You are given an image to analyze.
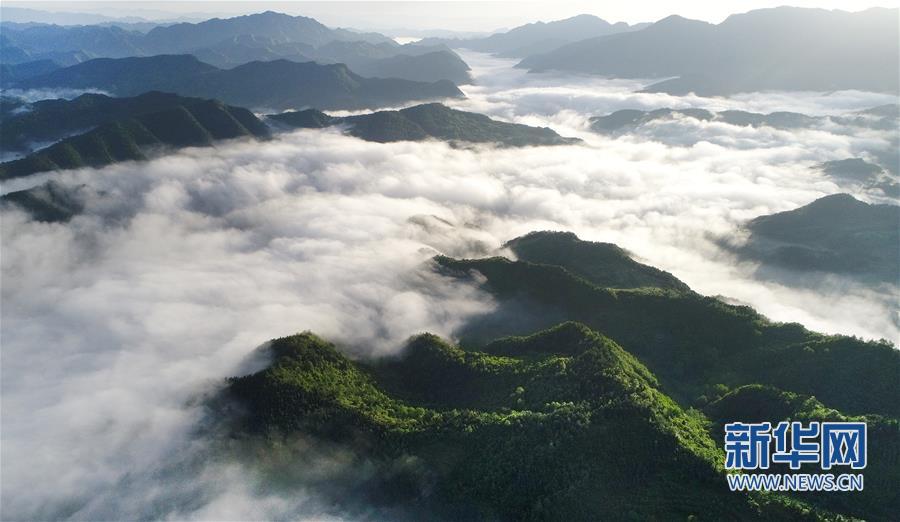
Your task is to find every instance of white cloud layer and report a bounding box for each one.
[1,51,897,520]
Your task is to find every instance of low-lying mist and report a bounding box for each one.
[1,51,897,519]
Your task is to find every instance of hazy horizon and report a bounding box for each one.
[3,0,899,33]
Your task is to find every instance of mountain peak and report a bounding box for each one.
[504,230,690,291]
[650,14,711,30]
[811,192,864,205]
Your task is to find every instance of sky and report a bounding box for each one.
[3,0,899,32]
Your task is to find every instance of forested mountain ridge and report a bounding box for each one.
[221,230,898,520]
[269,103,580,146]
[434,232,899,418]
[1,91,248,154]
[227,325,838,520]
[505,231,690,291]
[0,96,269,179]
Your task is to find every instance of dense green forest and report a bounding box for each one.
[227,231,899,520]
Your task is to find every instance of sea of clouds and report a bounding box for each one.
[1,51,897,520]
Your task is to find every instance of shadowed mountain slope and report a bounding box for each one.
[735,194,899,284]
[0,96,269,179]
[17,55,465,111]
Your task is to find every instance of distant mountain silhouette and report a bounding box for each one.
[333,48,471,84]
[0,30,91,66]
[16,55,465,110]
[589,106,899,190]
[422,14,647,58]
[141,11,392,53]
[0,22,145,61]
[1,11,473,84]
[816,158,898,199]
[736,194,899,284]
[518,7,899,95]
[591,107,828,134]
[269,103,580,146]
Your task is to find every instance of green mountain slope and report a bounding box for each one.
[434,234,899,418]
[269,103,580,146]
[17,55,466,111]
[223,230,898,519]
[704,385,899,521]
[228,325,828,520]
[0,98,269,179]
[505,231,690,291]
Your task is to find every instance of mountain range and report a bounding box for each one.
[518,7,899,95]
[187,37,472,83]
[0,11,390,60]
[590,108,818,134]
[590,104,900,135]
[1,90,247,154]
[0,93,269,179]
[14,55,465,111]
[420,14,648,58]
[590,105,899,198]
[224,230,899,520]
[0,97,577,184]
[0,5,197,30]
[269,103,580,146]
[1,11,472,84]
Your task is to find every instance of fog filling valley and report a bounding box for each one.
[1,51,898,519]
